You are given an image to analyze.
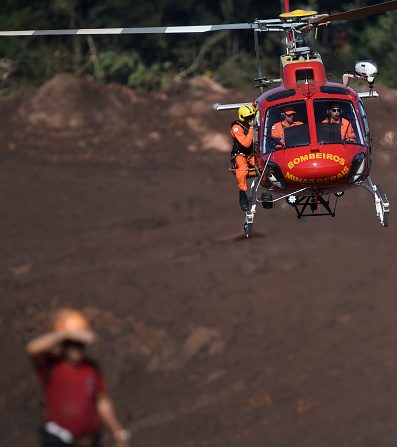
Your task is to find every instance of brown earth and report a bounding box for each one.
[1,74,397,447]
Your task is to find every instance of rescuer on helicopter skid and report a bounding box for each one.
[230,104,256,211]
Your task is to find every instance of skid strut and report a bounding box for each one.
[360,176,390,227]
[288,194,337,219]
[243,204,257,238]
[243,177,259,238]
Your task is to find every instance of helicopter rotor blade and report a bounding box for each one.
[0,23,257,37]
[311,0,397,26]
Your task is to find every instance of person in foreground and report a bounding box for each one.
[26,308,131,447]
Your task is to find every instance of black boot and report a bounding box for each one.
[239,191,250,211]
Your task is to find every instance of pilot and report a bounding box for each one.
[322,103,356,142]
[230,104,256,211]
[271,107,303,147]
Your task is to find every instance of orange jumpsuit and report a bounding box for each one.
[230,121,254,192]
[271,119,304,146]
[322,117,356,141]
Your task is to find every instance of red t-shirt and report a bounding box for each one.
[36,359,106,437]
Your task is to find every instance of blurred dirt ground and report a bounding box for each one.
[0,75,397,447]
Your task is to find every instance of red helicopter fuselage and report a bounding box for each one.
[254,55,370,196]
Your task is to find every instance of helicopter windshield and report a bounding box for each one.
[314,100,364,145]
[263,101,309,153]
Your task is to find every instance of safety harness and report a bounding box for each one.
[230,120,253,158]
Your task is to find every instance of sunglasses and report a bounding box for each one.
[332,108,340,112]
[285,113,296,117]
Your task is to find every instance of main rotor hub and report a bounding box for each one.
[279,9,318,19]
[255,9,326,56]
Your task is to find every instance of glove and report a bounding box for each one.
[114,429,131,447]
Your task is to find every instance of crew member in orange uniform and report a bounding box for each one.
[271,107,303,147]
[322,103,356,142]
[230,104,256,211]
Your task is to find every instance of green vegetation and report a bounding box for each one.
[0,1,396,91]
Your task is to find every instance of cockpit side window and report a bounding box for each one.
[314,99,364,145]
[263,101,309,153]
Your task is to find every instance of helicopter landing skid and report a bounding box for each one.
[288,194,337,219]
[243,204,257,238]
[243,177,259,238]
[360,177,390,227]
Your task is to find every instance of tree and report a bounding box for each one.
[0,1,396,91]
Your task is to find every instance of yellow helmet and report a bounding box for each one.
[52,308,90,332]
[238,104,256,121]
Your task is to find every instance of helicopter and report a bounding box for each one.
[214,2,395,237]
[0,1,395,238]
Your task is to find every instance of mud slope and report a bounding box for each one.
[0,75,397,447]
